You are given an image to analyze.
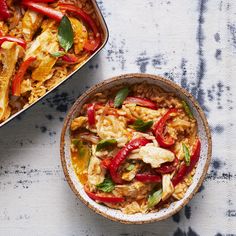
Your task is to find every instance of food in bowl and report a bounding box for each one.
[69,83,201,214]
[0,0,103,123]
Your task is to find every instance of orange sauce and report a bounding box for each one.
[71,145,90,184]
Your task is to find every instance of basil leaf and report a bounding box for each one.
[96,178,115,192]
[50,51,66,57]
[130,119,153,132]
[182,100,194,118]
[183,143,190,166]
[126,164,135,171]
[114,87,129,108]
[58,15,74,52]
[148,189,162,209]
[96,139,117,151]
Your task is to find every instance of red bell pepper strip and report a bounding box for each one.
[12,56,37,96]
[108,99,114,107]
[85,190,124,203]
[109,137,151,184]
[172,139,201,186]
[101,158,112,169]
[155,157,178,175]
[0,0,10,21]
[22,1,64,22]
[61,53,79,64]
[135,173,162,183]
[154,108,178,148]
[87,103,96,126]
[83,37,100,52]
[29,0,56,2]
[0,36,27,49]
[124,96,157,110]
[58,3,101,51]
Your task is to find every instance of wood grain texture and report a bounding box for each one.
[0,0,235,235]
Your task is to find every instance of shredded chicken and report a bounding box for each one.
[114,182,151,200]
[96,114,130,147]
[129,143,175,168]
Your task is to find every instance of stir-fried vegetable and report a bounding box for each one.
[135,173,162,183]
[147,189,162,209]
[182,143,190,166]
[58,3,101,52]
[0,0,10,21]
[85,190,125,203]
[12,56,37,96]
[126,164,135,171]
[124,96,157,109]
[100,158,112,169]
[130,119,153,132]
[96,139,117,151]
[109,137,151,184]
[114,87,129,108]
[58,16,74,52]
[172,139,201,186]
[154,108,178,148]
[155,157,178,174]
[96,178,115,192]
[87,103,96,126]
[182,100,194,118]
[0,36,27,49]
[22,1,64,21]
[29,0,56,2]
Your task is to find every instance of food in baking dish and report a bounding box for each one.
[0,0,102,123]
[70,83,201,214]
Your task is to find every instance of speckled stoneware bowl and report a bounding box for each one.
[60,73,212,224]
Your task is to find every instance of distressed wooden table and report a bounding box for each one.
[0,0,235,235]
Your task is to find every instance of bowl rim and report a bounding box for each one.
[60,73,212,224]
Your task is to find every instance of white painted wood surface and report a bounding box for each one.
[0,0,235,235]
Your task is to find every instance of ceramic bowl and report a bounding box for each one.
[60,73,212,224]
